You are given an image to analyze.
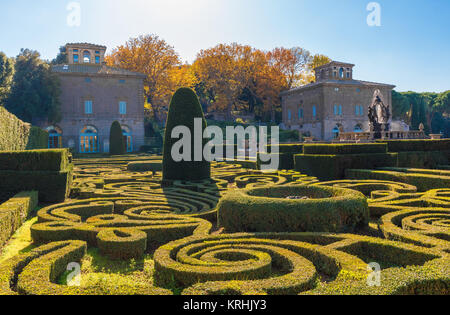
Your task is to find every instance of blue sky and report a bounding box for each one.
[0,0,449,92]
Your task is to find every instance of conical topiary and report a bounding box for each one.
[109,121,125,155]
[163,88,211,181]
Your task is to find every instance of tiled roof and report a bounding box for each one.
[280,79,396,96]
[52,64,146,78]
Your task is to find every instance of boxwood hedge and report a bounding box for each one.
[217,185,369,233]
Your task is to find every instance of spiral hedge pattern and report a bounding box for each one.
[0,155,449,295]
[154,233,449,295]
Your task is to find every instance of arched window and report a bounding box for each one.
[122,125,133,153]
[339,68,344,78]
[354,125,363,133]
[46,126,62,149]
[80,126,98,153]
[83,51,91,63]
[333,125,342,139]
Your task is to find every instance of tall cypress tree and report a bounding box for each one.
[163,88,211,181]
[109,121,125,155]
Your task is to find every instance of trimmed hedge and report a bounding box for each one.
[0,149,72,203]
[0,240,172,295]
[380,207,449,251]
[266,144,304,154]
[97,228,147,260]
[0,170,72,203]
[163,88,211,181]
[258,153,294,170]
[127,161,162,172]
[0,106,48,151]
[313,180,417,196]
[303,143,388,155]
[367,187,449,216]
[32,197,213,251]
[0,191,38,249]
[217,185,369,233]
[346,169,450,192]
[295,153,397,180]
[396,151,449,168]
[0,149,69,171]
[153,233,449,295]
[379,139,450,152]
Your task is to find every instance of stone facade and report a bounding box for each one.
[41,43,146,153]
[281,61,395,141]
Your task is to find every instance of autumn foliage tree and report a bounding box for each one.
[106,34,196,122]
[108,35,332,123]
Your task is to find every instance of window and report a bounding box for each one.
[312,105,317,118]
[355,105,364,116]
[334,105,338,116]
[73,49,78,53]
[84,100,93,114]
[83,51,91,63]
[119,101,127,115]
[346,72,350,79]
[354,125,363,133]
[287,110,292,121]
[356,88,361,93]
[95,51,100,54]
[334,88,339,92]
[73,54,79,63]
[85,78,91,83]
[122,126,133,152]
[95,56,100,64]
[80,126,98,153]
[298,108,304,119]
[339,105,343,116]
[332,125,341,139]
[47,126,62,149]
[119,79,126,84]
[339,68,344,78]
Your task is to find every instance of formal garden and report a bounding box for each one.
[0,88,449,296]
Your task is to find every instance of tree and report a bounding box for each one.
[51,46,68,65]
[307,54,332,82]
[5,49,61,123]
[392,90,411,122]
[0,52,14,105]
[434,90,450,116]
[106,35,192,122]
[163,88,210,181]
[193,43,255,120]
[109,121,125,155]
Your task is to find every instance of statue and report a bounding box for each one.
[368,90,390,139]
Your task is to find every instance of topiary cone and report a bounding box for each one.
[163,88,211,181]
[109,121,125,155]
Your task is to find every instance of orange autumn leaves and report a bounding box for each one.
[106,34,330,121]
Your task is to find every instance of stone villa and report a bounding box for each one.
[280,61,395,141]
[41,43,146,153]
